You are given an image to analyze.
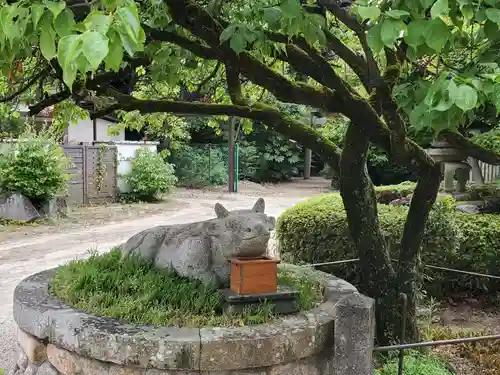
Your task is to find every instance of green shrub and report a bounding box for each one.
[374,181,417,204]
[51,250,323,327]
[467,181,500,200]
[0,127,69,202]
[376,355,452,375]
[126,148,177,201]
[170,144,227,188]
[276,193,500,297]
[471,126,500,155]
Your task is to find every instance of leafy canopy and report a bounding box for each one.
[1,0,500,138]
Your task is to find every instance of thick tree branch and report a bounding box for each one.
[28,90,71,116]
[92,92,342,168]
[143,25,218,59]
[441,130,500,165]
[319,0,380,79]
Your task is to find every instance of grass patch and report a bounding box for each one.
[376,354,453,375]
[51,249,323,327]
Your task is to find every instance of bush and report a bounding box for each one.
[376,355,452,375]
[374,181,417,204]
[276,193,500,297]
[0,127,69,202]
[126,148,177,201]
[170,144,227,188]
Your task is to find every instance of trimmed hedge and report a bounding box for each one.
[277,193,500,297]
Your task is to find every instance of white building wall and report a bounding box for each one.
[66,119,125,143]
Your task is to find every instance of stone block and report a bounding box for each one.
[47,344,110,375]
[220,286,299,315]
[199,315,321,371]
[332,293,375,375]
[38,197,68,218]
[0,193,39,222]
[16,345,28,370]
[37,361,60,375]
[18,329,47,364]
[323,278,357,305]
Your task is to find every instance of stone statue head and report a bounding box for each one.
[214,198,276,231]
[217,212,275,259]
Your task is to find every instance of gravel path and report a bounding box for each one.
[0,178,330,370]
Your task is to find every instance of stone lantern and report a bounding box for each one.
[426,140,471,196]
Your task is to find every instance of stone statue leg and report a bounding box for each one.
[155,237,219,286]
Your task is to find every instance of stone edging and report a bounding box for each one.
[13,265,357,371]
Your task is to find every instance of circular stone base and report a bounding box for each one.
[12,265,372,375]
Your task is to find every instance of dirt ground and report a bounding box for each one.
[430,299,500,375]
[0,177,331,371]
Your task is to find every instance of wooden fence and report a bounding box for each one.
[62,145,117,204]
[478,160,500,183]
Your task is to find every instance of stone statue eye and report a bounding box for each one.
[246,228,252,232]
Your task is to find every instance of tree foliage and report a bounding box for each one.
[2,0,500,345]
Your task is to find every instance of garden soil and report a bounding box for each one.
[0,177,331,370]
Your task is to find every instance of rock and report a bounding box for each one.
[18,328,47,364]
[36,361,60,375]
[119,200,276,286]
[38,197,68,218]
[389,195,412,206]
[0,193,39,222]
[17,346,28,370]
[47,344,110,375]
[456,203,481,214]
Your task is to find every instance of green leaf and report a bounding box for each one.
[357,6,381,21]
[220,25,237,43]
[492,84,500,112]
[57,34,82,87]
[385,10,410,19]
[105,31,124,71]
[81,31,109,71]
[454,85,478,111]
[115,4,140,39]
[54,8,75,37]
[31,4,46,29]
[84,12,112,34]
[44,1,65,19]
[62,62,77,92]
[484,20,499,40]
[39,15,56,60]
[280,0,301,17]
[381,19,404,47]
[405,20,426,47]
[229,31,247,54]
[424,18,450,52]
[117,27,140,56]
[76,54,92,73]
[263,7,281,25]
[420,0,435,8]
[367,23,384,53]
[430,0,449,19]
[486,8,500,23]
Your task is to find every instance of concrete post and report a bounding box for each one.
[304,148,312,179]
[333,293,375,375]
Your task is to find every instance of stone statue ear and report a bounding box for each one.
[215,203,230,218]
[252,198,265,213]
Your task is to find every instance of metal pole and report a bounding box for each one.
[398,293,408,375]
[374,333,500,352]
[303,112,313,180]
[234,143,239,193]
[228,117,235,193]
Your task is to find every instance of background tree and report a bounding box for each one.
[1,0,500,344]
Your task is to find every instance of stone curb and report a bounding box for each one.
[13,265,357,371]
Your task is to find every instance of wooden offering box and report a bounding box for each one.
[230,256,280,295]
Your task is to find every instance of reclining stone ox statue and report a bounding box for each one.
[119,199,275,287]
